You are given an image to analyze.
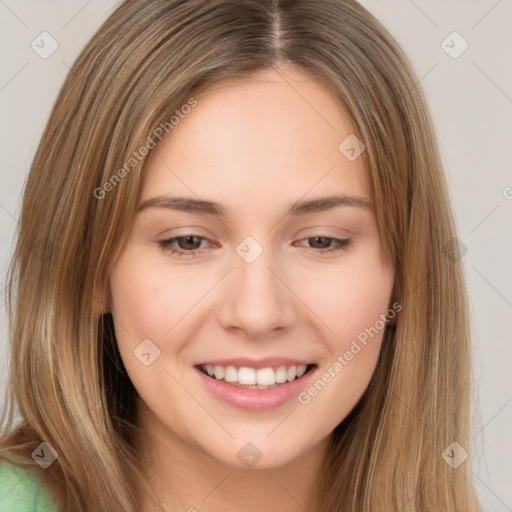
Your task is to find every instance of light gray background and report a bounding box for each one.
[0,1,511,510]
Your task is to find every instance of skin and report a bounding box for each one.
[106,64,394,512]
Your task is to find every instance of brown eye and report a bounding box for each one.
[308,236,332,249]
[295,236,351,254]
[158,234,213,257]
[175,235,203,250]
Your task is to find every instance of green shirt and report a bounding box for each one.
[0,458,59,511]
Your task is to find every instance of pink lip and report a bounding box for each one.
[193,364,318,411]
[194,357,312,369]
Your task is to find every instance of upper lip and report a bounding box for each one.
[194,357,314,369]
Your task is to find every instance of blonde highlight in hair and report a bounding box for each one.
[1,0,482,510]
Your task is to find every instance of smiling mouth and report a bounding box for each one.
[196,363,317,390]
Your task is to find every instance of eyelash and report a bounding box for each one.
[157,234,351,258]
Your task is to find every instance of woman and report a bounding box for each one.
[0,0,483,510]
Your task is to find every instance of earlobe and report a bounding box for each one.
[91,285,109,316]
[91,290,103,316]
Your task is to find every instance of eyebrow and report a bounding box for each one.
[137,194,373,217]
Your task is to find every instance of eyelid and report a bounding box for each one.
[157,233,351,258]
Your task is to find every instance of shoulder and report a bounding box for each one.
[0,457,59,512]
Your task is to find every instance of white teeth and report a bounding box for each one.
[200,363,311,386]
[238,367,256,385]
[275,366,287,383]
[214,365,224,380]
[296,365,307,378]
[286,365,297,381]
[256,367,275,386]
[224,365,238,383]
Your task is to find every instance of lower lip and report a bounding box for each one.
[193,365,318,410]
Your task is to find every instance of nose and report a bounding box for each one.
[217,245,298,339]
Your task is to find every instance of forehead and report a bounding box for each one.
[140,66,368,211]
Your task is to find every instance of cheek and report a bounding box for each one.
[294,250,394,364]
[300,256,393,327]
[294,259,393,423]
[109,248,205,339]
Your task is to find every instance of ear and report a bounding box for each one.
[91,288,103,316]
[91,282,110,316]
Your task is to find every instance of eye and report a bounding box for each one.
[158,234,214,257]
[294,236,351,255]
[158,234,351,258]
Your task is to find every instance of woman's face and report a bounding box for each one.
[108,65,394,469]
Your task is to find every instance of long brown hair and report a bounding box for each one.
[1,0,482,510]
